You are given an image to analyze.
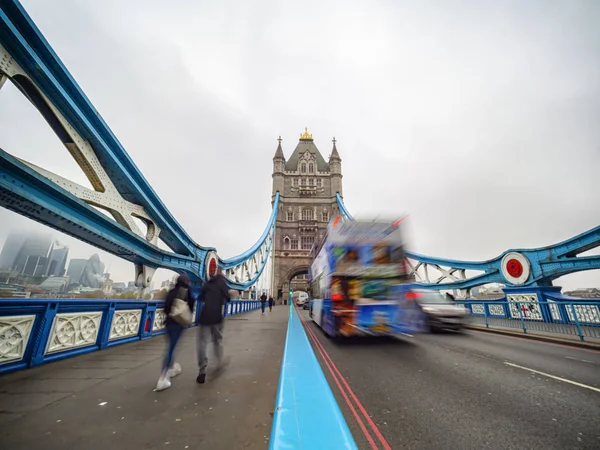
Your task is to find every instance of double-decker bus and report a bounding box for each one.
[308,216,426,338]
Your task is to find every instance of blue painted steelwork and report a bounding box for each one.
[269,305,357,450]
[0,297,261,374]
[457,298,600,342]
[335,195,600,290]
[219,193,279,290]
[0,1,198,256]
[336,193,353,221]
[0,149,204,278]
[0,1,279,290]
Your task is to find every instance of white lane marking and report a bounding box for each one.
[565,356,593,364]
[503,362,600,393]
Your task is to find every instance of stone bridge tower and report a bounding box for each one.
[271,128,343,302]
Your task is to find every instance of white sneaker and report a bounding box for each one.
[156,376,171,391]
[167,362,182,378]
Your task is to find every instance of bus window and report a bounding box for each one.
[371,244,391,264]
[391,246,406,263]
[362,280,391,300]
[347,248,360,262]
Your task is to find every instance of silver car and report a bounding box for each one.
[414,291,469,332]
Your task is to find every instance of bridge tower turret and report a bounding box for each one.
[272,136,285,203]
[329,137,343,198]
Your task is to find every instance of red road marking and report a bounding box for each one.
[468,329,600,355]
[297,308,392,450]
[304,323,379,449]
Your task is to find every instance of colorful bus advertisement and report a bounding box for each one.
[310,218,424,338]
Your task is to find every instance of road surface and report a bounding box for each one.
[299,309,600,450]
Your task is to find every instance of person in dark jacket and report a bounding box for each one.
[196,269,230,383]
[260,292,267,314]
[156,274,195,391]
[268,295,274,312]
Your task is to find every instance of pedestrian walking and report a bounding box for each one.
[156,274,195,391]
[268,295,274,312]
[260,292,267,314]
[196,269,230,384]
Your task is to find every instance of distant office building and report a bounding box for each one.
[45,242,69,277]
[79,254,105,288]
[564,288,600,299]
[13,235,52,275]
[13,234,52,275]
[112,282,126,293]
[127,281,136,290]
[38,276,70,293]
[0,283,30,298]
[66,258,87,285]
[22,255,49,277]
[0,232,27,269]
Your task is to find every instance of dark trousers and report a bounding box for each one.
[163,322,183,371]
[261,302,266,312]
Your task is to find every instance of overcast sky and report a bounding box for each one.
[0,0,599,289]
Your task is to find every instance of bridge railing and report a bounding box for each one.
[457,299,600,342]
[0,298,260,374]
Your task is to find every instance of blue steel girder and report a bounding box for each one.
[220,193,279,291]
[335,196,600,290]
[336,193,353,221]
[0,0,278,291]
[0,0,198,256]
[0,148,205,281]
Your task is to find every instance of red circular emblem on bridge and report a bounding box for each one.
[208,258,218,278]
[506,259,523,278]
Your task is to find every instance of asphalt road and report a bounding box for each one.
[299,309,600,450]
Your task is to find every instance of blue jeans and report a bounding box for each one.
[261,302,266,313]
[163,322,183,372]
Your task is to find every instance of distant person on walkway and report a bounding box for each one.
[156,274,194,391]
[268,295,274,312]
[197,269,230,384]
[260,292,267,314]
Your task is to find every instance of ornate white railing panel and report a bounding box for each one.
[109,309,142,341]
[0,314,36,364]
[153,308,167,331]
[45,311,103,354]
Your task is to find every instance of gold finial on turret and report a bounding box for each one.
[300,127,313,140]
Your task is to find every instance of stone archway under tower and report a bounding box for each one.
[280,265,309,302]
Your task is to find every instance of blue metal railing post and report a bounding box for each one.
[99,302,116,349]
[142,303,156,339]
[29,302,58,367]
[517,302,527,334]
[484,304,490,328]
[569,304,585,342]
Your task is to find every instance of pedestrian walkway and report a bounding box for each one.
[0,306,289,450]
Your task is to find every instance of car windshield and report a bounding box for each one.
[415,292,453,305]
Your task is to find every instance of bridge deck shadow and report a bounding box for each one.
[0,307,288,450]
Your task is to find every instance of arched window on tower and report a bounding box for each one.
[308,163,314,173]
[301,163,306,173]
[317,178,322,187]
[302,208,314,221]
[283,237,290,250]
[286,211,294,221]
[322,211,329,222]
